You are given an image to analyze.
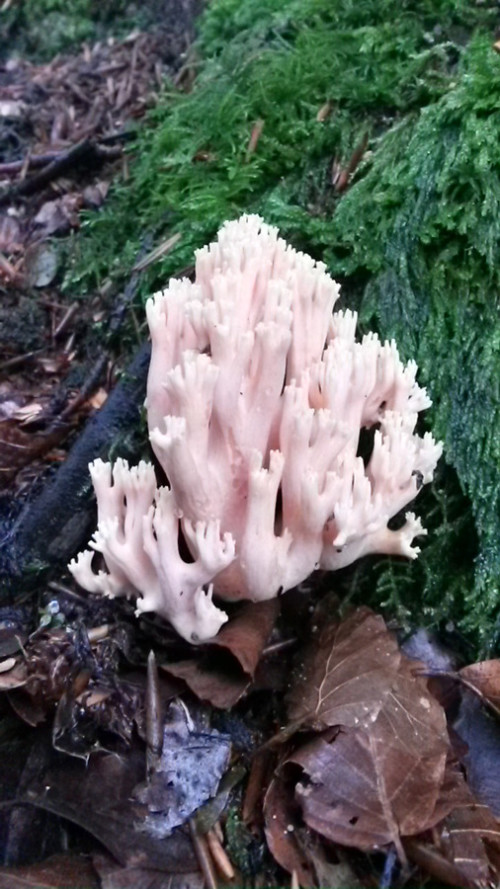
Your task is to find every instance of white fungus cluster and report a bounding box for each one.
[70,216,442,642]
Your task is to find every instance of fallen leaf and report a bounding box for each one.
[454,691,500,817]
[286,607,401,733]
[21,737,197,872]
[295,830,363,889]
[291,655,449,852]
[24,241,59,287]
[460,659,500,712]
[0,660,28,689]
[33,194,82,238]
[134,700,231,836]
[0,214,22,252]
[163,658,249,710]
[0,854,99,889]
[406,760,500,888]
[82,180,110,209]
[211,598,279,675]
[93,853,203,889]
[164,599,279,708]
[264,776,316,889]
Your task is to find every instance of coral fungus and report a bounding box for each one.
[70,215,441,642]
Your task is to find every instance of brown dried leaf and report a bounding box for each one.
[0,660,28,690]
[460,659,500,712]
[295,831,363,889]
[93,853,203,889]
[82,180,110,209]
[164,599,279,708]
[286,628,450,853]
[33,194,82,237]
[0,214,22,252]
[24,241,59,287]
[0,853,99,889]
[163,658,248,710]
[263,776,317,889]
[21,739,197,872]
[211,598,279,675]
[286,607,401,732]
[406,761,500,888]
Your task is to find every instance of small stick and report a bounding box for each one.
[132,232,181,272]
[189,818,218,889]
[0,152,62,177]
[206,828,235,881]
[87,624,109,644]
[0,139,122,207]
[0,131,131,177]
[0,349,42,372]
[56,353,108,422]
[146,650,163,776]
[53,303,79,341]
[242,749,273,825]
[262,637,297,657]
[245,119,264,160]
[332,132,369,193]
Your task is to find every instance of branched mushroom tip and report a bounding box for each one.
[69,214,442,642]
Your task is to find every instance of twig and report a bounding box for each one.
[53,303,79,341]
[332,132,369,193]
[404,838,466,887]
[245,119,264,160]
[0,131,133,177]
[206,828,235,880]
[0,349,43,372]
[0,139,122,206]
[132,232,181,272]
[56,353,108,422]
[189,818,218,889]
[86,624,110,644]
[146,650,163,777]
[47,581,90,603]
[262,637,298,657]
[242,749,273,826]
[0,251,23,284]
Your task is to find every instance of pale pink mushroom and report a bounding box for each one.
[70,215,441,642]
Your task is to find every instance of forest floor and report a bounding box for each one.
[0,1,500,887]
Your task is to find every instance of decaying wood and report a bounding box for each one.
[0,342,151,599]
[0,139,123,207]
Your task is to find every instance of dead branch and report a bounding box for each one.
[0,139,123,207]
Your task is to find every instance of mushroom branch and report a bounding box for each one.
[69,215,442,642]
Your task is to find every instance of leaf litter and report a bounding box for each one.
[3,595,500,886]
[0,7,198,496]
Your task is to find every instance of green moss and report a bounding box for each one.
[69,0,487,296]
[67,0,500,648]
[0,0,134,62]
[326,35,500,642]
